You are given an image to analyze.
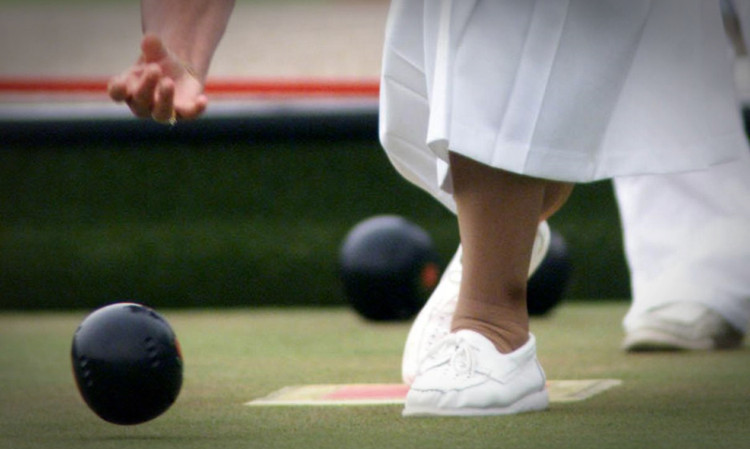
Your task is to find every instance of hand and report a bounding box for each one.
[108,34,208,123]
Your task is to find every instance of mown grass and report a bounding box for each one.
[1,303,748,449]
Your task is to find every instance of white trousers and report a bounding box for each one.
[618,0,750,333]
[380,0,748,214]
[379,0,750,333]
[616,150,750,333]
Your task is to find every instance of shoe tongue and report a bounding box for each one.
[451,330,520,378]
[453,330,496,352]
[453,330,535,357]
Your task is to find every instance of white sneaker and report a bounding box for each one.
[623,302,744,352]
[403,330,549,417]
[401,221,551,385]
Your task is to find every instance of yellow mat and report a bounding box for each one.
[246,379,622,407]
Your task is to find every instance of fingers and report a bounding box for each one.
[108,34,207,124]
[129,64,162,117]
[107,74,128,103]
[151,79,175,123]
[108,62,172,121]
[177,93,208,119]
[108,66,172,121]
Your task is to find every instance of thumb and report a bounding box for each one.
[140,33,171,63]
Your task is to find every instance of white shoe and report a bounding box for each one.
[623,302,744,352]
[403,330,549,417]
[401,221,551,385]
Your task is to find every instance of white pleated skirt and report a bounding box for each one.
[379,0,749,212]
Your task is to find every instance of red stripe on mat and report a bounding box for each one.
[322,384,410,401]
[0,77,380,97]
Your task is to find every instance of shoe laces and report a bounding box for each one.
[423,333,477,378]
[422,258,462,354]
[424,296,457,351]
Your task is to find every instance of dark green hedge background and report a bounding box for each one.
[0,135,629,310]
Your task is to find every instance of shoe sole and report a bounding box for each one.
[623,328,743,352]
[402,389,549,417]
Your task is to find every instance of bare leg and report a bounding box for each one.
[541,181,574,222]
[449,153,573,353]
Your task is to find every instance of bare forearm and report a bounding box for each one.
[141,0,235,81]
